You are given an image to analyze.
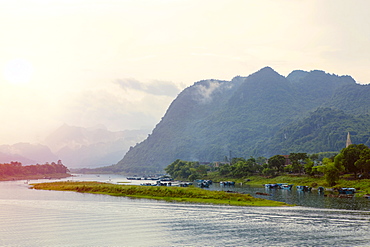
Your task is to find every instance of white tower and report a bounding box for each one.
[346,132,352,148]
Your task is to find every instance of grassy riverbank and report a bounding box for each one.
[31,181,292,207]
[205,174,370,197]
[242,175,326,187]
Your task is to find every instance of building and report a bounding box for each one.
[346,132,352,148]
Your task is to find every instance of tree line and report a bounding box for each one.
[314,144,370,185]
[164,144,370,186]
[0,161,69,178]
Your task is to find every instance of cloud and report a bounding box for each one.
[115,78,181,97]
[194,80,221,103]
[61,80,178,131]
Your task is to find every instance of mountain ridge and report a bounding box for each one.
[110,67,366,174]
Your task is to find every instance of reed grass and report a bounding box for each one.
[31,181,292,207]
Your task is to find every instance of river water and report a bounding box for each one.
[0,174,370,246]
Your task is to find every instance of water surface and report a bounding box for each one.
[0,175,369,246]
[211,183,370,211]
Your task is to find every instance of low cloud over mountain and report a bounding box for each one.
[111,67,370,174]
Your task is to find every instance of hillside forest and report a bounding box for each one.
[112,67,370,174]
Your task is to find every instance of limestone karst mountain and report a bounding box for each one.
[104,67,369,174]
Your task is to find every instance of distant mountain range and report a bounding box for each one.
[44,124,148,168]
[0,124,148,168]
[107,67,370,174]
[0,143,58,165]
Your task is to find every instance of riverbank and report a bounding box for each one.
[235,175,370,197]
[0,173,72,181]
[31,181,292,207]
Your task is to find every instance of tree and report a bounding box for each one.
[262,167,277,177]
[321,158,343,186]
[268,155,285,172]
[164,159,190,180]
[165,160,209,181]
[284,164,293,173]
[355,147,370,178]
[230,161,252,178]
[304,158,315,176]
[218,164,231,176]
[310,153,319,162]
[289,153,308,174]
[336,144,369,178]
[256,156,267,166]
[231,157,246,165]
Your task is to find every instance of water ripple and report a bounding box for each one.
[0,179,369,246]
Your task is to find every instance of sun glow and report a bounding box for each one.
[3,58,34,85]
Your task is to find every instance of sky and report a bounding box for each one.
[1,0,370,145]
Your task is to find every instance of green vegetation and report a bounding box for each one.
[266,108,370,155]
[31,181,291,207]
[312,144,370,185]
[0,161,70,181]
[243,175,370,197]
[165,154,316,182]
[164,159,208,181]
[104,67,370,175]
[242,175,326,187]
[164,143,370,196]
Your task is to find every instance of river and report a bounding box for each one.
[0,174,369,246]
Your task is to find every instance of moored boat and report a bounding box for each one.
[296,185,312,192]
[220,181,235,186]
[280,184,294,190]
[318,186,324,193]
[256,192,272,196]
[195,179,212,188]
[265,184,279,189]
[337,188,356,195]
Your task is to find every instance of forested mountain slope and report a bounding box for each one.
[109,67,368,174]
[262,107,370,155]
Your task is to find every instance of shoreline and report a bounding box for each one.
[31,181,293,207]
[0,173,72,182]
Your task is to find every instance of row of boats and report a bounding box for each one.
[264,183,295,190]
[265,183,325,193]
[195,180,213,188]
[127,177,174,181]
[135,178,359,198]
[140,180,193,187]
[264,183,358,196]
[220,181,235,186]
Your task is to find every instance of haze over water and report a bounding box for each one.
[1,174,370,246]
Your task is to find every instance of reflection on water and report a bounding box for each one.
[0,175,369,246]
[210,183,370,211]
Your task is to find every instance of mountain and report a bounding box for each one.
[263,107,370,155]
[44,124,148,168]
[0,152,35,165]
[325,83,370,115]
[111,67,368,174]
[0,143,58,165]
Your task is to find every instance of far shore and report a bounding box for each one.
[0,173,72,182]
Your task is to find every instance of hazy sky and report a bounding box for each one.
[1,0,370,145]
